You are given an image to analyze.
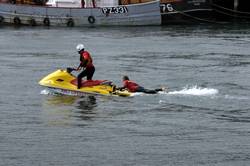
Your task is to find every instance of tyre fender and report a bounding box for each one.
[88,16,95,24]
[13,16,21,25]
[43,17,50,26]
[0,16,4,23]
[67,18,74,27]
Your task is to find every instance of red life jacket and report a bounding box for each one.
[123,80,139,92]
[80,51,94,68]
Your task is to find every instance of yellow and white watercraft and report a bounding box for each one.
[39,69,132,97]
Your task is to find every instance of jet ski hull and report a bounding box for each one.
[39,69,131,97]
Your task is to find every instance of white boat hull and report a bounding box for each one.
[0,1,161,26]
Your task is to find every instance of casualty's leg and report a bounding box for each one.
[137,86,156,94]
[143,89,158,94]
[154,88,164,92]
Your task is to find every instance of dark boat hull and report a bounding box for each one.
[160,0,213,24]
[211,0,250,22]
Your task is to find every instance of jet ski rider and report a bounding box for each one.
[73,43,95,89]
[118,76,164,94]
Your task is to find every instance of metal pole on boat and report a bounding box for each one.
[92,0,96,7]
[234,0,238,11]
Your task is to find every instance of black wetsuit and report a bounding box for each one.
[136,87,162,94]
[77,66,95,88]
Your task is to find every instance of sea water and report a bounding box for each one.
[0,24,250,165]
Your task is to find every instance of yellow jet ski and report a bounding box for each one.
[38,69,131,97]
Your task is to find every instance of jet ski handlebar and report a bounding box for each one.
[66,67,75,73]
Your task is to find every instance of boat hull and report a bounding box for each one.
[211,0,250,22]
[160,0,213,24]
[0,1,161,26]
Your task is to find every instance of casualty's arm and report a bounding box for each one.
[116,87,126,91]
[117,81,127,91]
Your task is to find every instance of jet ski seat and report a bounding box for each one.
[70,79,113,87]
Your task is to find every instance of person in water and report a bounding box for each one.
[73,43,95,89]
[119,75,164,94]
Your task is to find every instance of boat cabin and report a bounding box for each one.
[46,0,119,8]
[46,0,153,8]
[0,0,153,7]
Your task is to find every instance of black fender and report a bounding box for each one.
[13,16,21,25]
[43,17,50,26]
[67,18,74,27]
[0,16,4,23]
[88,16,95,24]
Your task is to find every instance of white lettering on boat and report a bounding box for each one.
[102,6,128,14]
[160,4,174,13]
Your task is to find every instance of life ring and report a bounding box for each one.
[88,16,95,24]
[67,18,74,27]
[0,16,4,23]
[13,16,21,25]
[29,18,36,26]
[43,17,50,26]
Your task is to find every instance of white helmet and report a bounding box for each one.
[76,44,85,52]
